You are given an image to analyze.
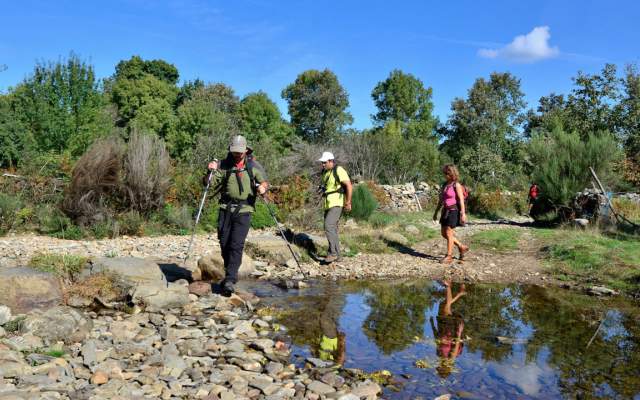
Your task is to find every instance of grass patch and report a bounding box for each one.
[64,273,126,303]
[4,316,26,333]
[28,252,89,279]
[342,234,391,256]
[534,228,640,293]
[471,228,522,252]
[44,349,65,358]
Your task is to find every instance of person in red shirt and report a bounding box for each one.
[528,183,540,215]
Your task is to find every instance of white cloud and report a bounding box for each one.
[479,26,560,63]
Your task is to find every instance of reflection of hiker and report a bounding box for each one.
[433,164,469,264]
[206,135,268,296]
[528,183,539,215]
[430,280,465,378]
[315,283,346,365]
[318,152,353,264]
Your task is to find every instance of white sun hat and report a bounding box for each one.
[317,151,335,162]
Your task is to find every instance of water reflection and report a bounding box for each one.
[254,280,640,399]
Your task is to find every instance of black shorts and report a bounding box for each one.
[440,208,460,228]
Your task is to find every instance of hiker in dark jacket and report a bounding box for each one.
[206,135,268,295]
[433,164,469,264]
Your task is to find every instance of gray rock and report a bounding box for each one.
[265,362,283,376]
[587,286,618,296]
[378,231,409,246]
[574,218,590,228]
[351,380,381,398]
[0,349,29,377]
[245,235,300,266]
[337,394,360,400]
[21,306,92,344]
[198,251,254,282]
[1,333,44,351]
[306,357,332,368]
[307,380,336,395]
[249,375,279,395]
[0,326,5,338]
[89,257,166,285]
[132,282,190,311]
[0,305,11,326]
[404,225,420,235]
[0,267,63,313]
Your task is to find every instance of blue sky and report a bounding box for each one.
[1,0,639,129]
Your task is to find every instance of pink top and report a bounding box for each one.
[443,183,457,208]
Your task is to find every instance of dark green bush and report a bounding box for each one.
[36,205,84,239]
[117,210,144,236]
[162,204,193,234]
[200,205,219,232]
[251,202,277,229]
[350,184,378,221]
[0,193,23,234]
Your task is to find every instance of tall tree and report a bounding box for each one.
[114,56,179,85]
[618,65,640,158]
[371,69,436,139]
[10,54,110,156]
[239,91,293,150]
[0,94,28,168]
[443,72,526,160]
[281,69,352,143]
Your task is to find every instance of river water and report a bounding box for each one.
[243,279,640,399]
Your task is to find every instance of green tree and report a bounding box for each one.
[0,94,29,168]
[528,126,621,206]
[239,91,293,150]
[371,69,436,139]
[618,65,640,159]
[167,84,239,160]
[114,55,179,85]
[443,72,526,161]
[281,69,352,143]
[9,54,110,157]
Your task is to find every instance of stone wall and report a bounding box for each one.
[379,182,439,211]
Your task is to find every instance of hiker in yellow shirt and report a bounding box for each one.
[318,152,352,264]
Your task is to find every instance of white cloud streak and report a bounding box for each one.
[479,26,560,63]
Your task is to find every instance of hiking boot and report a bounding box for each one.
[324,254,337,264]
[221,281,235,297]
[441,255,454,264]
[458,245,470,260]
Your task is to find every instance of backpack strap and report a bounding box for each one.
[219,155,257,206]
[322,166,345,197]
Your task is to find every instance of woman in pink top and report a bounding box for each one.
[433,164,469,264]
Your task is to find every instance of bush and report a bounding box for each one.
[200,204,219,232]
[251,202,277,229]
[122,131,171,213]
[29,252,89,279]
[162,204,193,234]
[274,175,311,212]
[368,212,394,228]
[36,205,84,239]
[350,184,378,221]
[0,193,23,234]
[117,210,144,236]
[91,216,119,239]
[467,186,527,218]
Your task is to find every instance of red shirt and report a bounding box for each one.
[529,185,539,199]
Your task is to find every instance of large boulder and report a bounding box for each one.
[0,349,29,378]
[0,267,63,313]
[88,257,166,286]
[293,232,328,254]
[131,282,190,312]
[245,234,300,266]
[21,306,93,344]
[197,252,255,282]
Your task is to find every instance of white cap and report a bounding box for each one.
[318,151,335,162]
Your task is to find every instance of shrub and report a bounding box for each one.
[467,186,525,218]
[36,205,84,239]
[364,181,390,207]
[274,175,311,212]
[65,272,126,303]
[162,204,193,234]
[350,184,378,221]
[62,136,123,225]
[91,216,119,239]
[368,212,394,228]
[251,202,277,229]
[117,210,144,236]
[613,197,640,223]
[0,193,22,234]
[122,131,171,213]
[29,252,89,279]
[200,204,219,232]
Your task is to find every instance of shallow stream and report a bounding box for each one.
[242,279,640,399]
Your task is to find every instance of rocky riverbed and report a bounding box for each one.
[0,288,381,400]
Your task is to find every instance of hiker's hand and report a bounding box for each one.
[344,201,352,212]
[460,212,467,224]
[433,211,438,221]
[208,160,218,171]
[257,183,267,195]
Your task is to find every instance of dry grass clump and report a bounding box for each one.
[28,252,89,279]
[64,272,127,303]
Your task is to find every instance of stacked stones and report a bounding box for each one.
[380,182,438,212]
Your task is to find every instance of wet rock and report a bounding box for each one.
[434,395,452,400]
[306,357,332,368]
[132,282,190,311]
[0,267,63,313]
[21,306,92,344]
[351,380,381,398]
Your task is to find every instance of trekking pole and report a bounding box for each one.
[260,195,307,279]
[183,162,217,268]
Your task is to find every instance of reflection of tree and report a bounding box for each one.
[453,285,523,362]
[362,282,434,354]
[521,286,640,398]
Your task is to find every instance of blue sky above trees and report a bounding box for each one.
[1,0,639,129]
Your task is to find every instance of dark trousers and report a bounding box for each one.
[217,208,251,285]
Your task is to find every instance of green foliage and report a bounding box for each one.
[117,210,144,236]
[28,252,89,278]
[0,193,23,234]
[36,206,84,239]
[161,204,193,234]
[368,212,394,228]
[114,56,179,84]
[251,202,277,229]
[200,205,219,232]
[371,69,437,139]
[282,69,353,143]
[91,217,118,239]
[3,316,26,333]
[0,94,28,168]
[528,126,621,206]
[239,91,293,149]
[350,184,378,221]
[458,144,519,190]
[471,228,522,252]
[466,186,527,218]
